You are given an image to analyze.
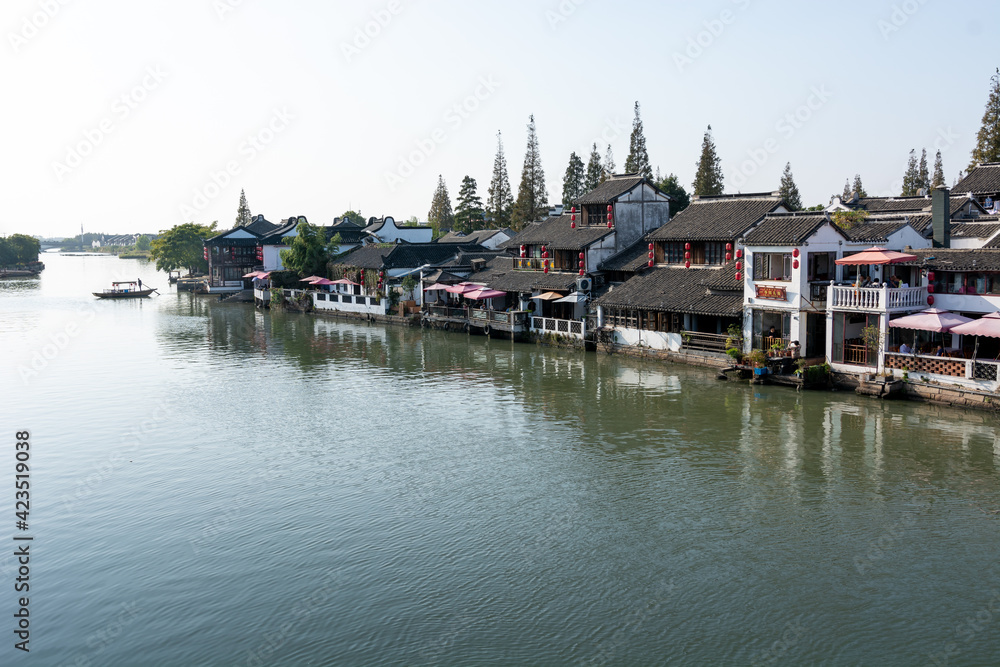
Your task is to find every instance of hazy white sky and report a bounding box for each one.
[1,0,996,238]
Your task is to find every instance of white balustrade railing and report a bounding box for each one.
[530,316,586,339]
[828,285,927,312]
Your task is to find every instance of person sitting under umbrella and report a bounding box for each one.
[899,341,912,354]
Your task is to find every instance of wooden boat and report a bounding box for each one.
[93,281,157,299]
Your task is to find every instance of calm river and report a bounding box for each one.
[3,253,1000,666]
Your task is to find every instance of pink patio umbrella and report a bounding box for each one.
[242,270,264,278]
[310,278,336,286]
[948,311,1000,360]
[445,283,481,294]
[329,278,360,285]
[888,308,973,333]
[299,275,325,283]
[464,288,505,300]
[835,247,919,265]
[423,283,453,291]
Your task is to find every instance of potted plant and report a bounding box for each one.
[748,349,768,374]
[726,347,742,365]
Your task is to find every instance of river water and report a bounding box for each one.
[2,253,1000,665]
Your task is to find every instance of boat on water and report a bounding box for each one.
[93,281,157,299]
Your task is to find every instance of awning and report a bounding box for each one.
[888,308,973,333]
[423,282,453,291]
[947,312,1000,339]
[835,247,918,265]
[554,291,587,304]
[464,288,505,300]
[534,291,564,300]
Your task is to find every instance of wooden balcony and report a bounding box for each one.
[423,305,530,333]
[828,284,927,313]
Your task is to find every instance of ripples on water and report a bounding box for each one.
[4,254,1000,665]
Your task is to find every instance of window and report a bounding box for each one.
[808,252,835,281]
[753,252,792,282]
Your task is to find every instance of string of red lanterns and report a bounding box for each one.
[570,206,576,229]
[607,204,613,229]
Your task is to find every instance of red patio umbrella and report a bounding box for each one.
[835,247,918,265]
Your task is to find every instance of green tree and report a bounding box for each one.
[454,175,485,233]
[428,174,455,231]
[624,101,653,179]
[280,221,329,276]
[486,131,513,227]
[603,145,616,182]
[842,179,852,201]
[235,189,252,227]
[852,174,868,198]
[656,173,690,216]
[562,152,585,208]
[584,142,603,193]
[692,125,724,196]
[932,150,946,188]
[512,114,548,228]
[135,235,151,252]
[918,148,930,193]
[150,222,217,274]
[779,163,803,211]
[340,210,365,226]
[969,67,1000,171]
[901,149,920,196]
[0,234,41,265]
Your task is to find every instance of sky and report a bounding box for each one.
[1,0,996,238]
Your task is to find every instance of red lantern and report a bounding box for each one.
[725,252,732,262]
[579,252,585,260]
[927,271,935,282]
[685,242,691,251]
[648,252,654,260]
[520,245,526,257]
[648,243,654,251]
[685,260,691,269]
[544,264,549,274]
[571,220,576,229]
[580,268,585,276]
[927,294,935,305]
[793,260,799,270]
[736,249,743,259]
[726,242,733,252]
[579,260,584,268]
[648,260,654,268]
[572,206,577,214]
[735,272,742,281]
[927,284,934,293]
[607,204,612,213]
[684,251,691,260]
[735,261,742,271]
[203,247,208,260]
[792,248,800,258]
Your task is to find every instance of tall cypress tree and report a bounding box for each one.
[692,125,724,196]
[918,148,930,193]
[584,142,603,193]
[486,131,513,227]
[901,149,920,196]
[932,150,946,188]
[602,145,616,182]
[235,189,252,227]
[624,101,653,179]
[852,174,868,198]
[562,152,585,208]
[842,179,852,201]
[969,68,1000,172]
[454,175,484,233]
[512,115,548,228]
[778,162,802,211]
[428,175,455,231]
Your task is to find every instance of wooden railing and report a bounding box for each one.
[681,331,729,353]
[514,257,544,271]
[832,343,871,366]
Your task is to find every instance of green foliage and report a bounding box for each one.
[692,125,724,196]
[831,210,869,230]
[150,222,216,274]
[969,67,1000,171]
[726,347,742,363]
[852,174,867,198]
[932,150,946,188]
[917,148,930,193]
[561,152,585,208]
[455,175,485,233]
[280,221,329,277]
[584,142,603,193]
[512,114,548,229]
[805,204,825,211]
[0,234,41,265]
[779,162,803,211]
[747,349,767,367]
[624,101,653,180]
[340,210,365,226]
[428,174,455,231]
[486,131,513,227]
[860,323,883,362]
[135,235,151,252]
[235,189,252,227]
[602,145,615,182]
[657,173,690,216]
[901,149,920,196]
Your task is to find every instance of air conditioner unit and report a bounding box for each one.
[576,276,592,292]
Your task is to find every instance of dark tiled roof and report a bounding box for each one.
[259,223,369,246]
[383,243,485,270]
[465,256,581,292]
[437,229,506,244]
[330,245,394,270]
[204,226,263,245]
[845,219,914,243]
[648,195,783,242]
[422,269,464,284]
[599,238,651,273]
[854,196,930,213]
[594,267,742,316]
[954,163,1000,196]
[574,175,646,205]
[744,212,841,246]
[950,221,1000,239]
[501,215,613,251]
[245,216,279,236]
[894,248,1000,271]
[437,250,504,267]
